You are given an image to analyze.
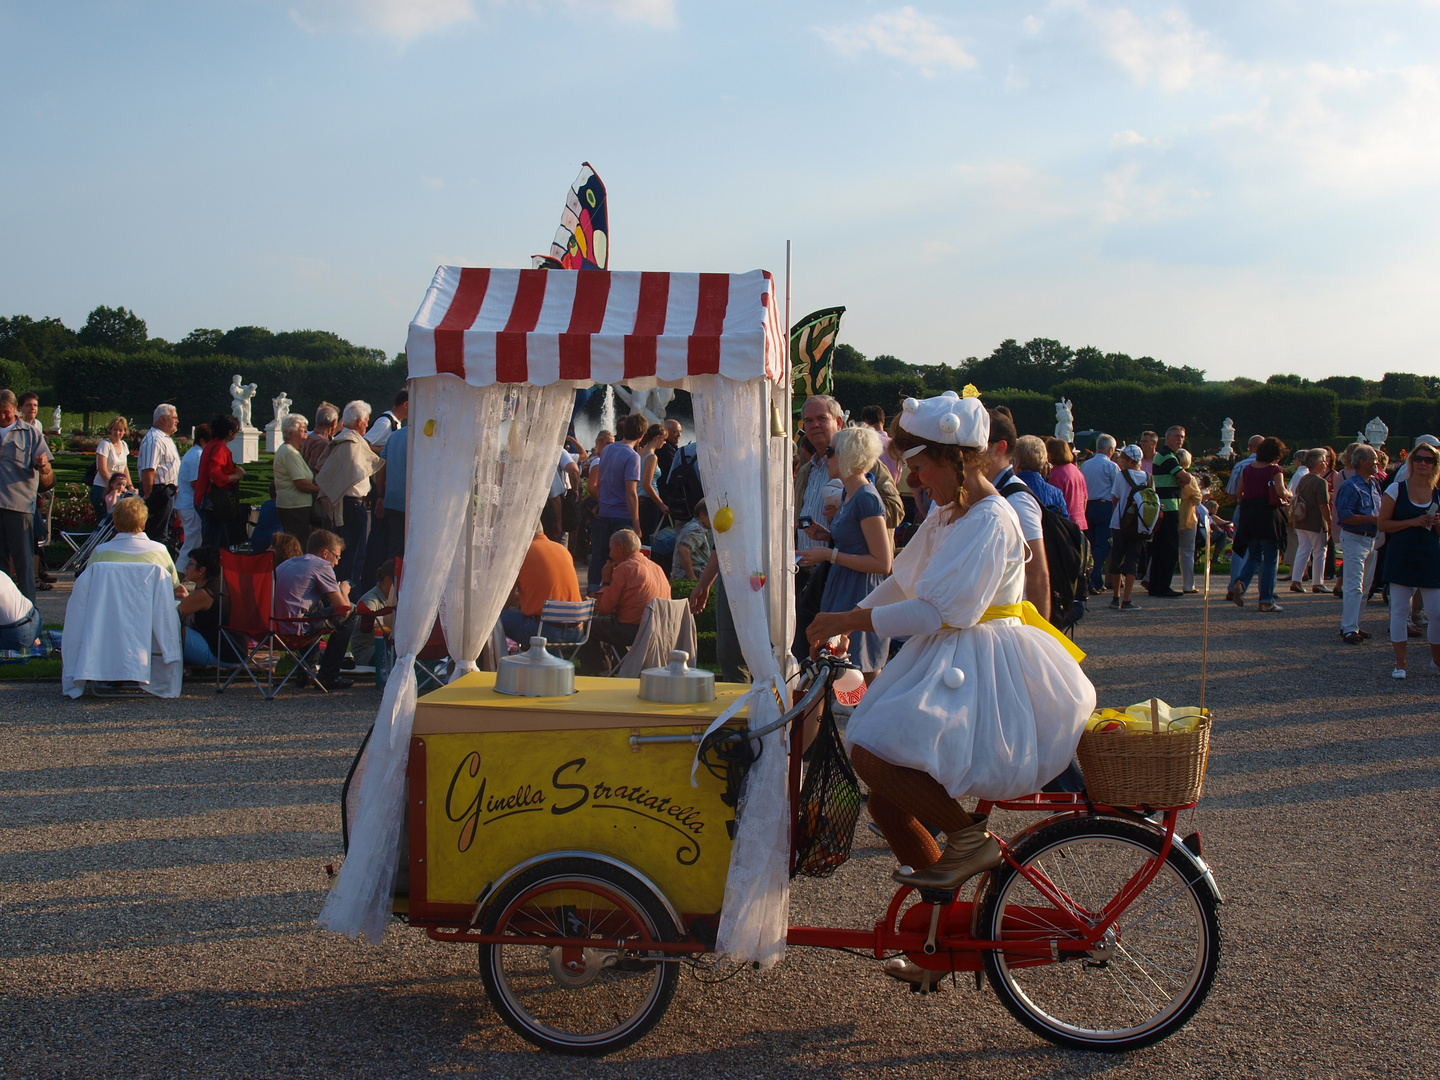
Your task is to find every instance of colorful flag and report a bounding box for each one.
[532,162,609,271]
[790,306,845,408]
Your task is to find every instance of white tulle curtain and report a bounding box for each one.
[319,375,486,943]
[442,384,574,676]
[690,374,795,968]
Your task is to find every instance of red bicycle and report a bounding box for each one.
[407,658,1221,1055]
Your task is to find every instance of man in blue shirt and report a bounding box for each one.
[1334,444,1382,643]
[371,422,408,566]
[588,413,645,595]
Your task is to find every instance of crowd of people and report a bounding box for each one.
[12,374,1440,692]
[7,386,412,690]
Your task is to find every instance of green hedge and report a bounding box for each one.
[831,370,1346,449]
[0,358,31,394]
[54,348,409,430]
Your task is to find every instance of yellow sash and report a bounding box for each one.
[976,601,1086,663]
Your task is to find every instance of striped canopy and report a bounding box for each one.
[406,267,784,387]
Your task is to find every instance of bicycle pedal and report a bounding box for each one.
[917,887,957,905]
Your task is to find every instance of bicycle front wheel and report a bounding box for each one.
[979,817,1220,1052]
[478,857,680,1056]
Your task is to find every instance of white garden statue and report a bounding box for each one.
[51,405,62,433]
[613,385,674,427]
[1363,416,1389,447]
[1219,417,1235,459]
[271,391,292,426]
[1053,398,1074,444]
[230,375,258,430]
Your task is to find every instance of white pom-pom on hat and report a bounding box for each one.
[941,390,960,400]
[943,667,965,689]
[938,412,961,435]
[902,397,919,413]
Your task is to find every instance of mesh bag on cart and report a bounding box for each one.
[792,695,863,878]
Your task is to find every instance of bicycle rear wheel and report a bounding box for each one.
[478,857,680,1056]
[979,816,1219,1052]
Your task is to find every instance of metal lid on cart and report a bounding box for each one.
[638,650,715,704]
[495,637,576,697]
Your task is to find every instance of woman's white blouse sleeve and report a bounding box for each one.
[910,504,1013,628]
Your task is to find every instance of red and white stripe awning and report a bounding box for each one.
[406,267,784,387]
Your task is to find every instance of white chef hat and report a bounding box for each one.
[897,390,989,452]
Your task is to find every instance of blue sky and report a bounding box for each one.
[3,1,1439,380]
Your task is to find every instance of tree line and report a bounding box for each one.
[0,305,401,430]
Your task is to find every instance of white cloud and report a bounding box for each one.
[1110,129,1171,148]
[1022,15,1044,34]
[287,0,674,40]
[576,0,675,26]
[1064,3,1227,92]
[288,0,475,39]
[1220,63,1440,195]
[1097,161,1208,223]
[819,6,976,77]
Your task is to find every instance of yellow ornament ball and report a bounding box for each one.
[714,506,734,533]
[423,418,436,437]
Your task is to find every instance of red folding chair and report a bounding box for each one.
[217,549,337,698]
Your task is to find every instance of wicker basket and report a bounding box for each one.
[1077,710,1212,808]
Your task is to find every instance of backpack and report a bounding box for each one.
[1288,477,1309,525]
[1001,480,1090,632]
[661,443,704,520]
[1119,471,1161,538]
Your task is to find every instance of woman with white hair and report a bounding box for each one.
[797,424,894,678]
[273,412,320,545]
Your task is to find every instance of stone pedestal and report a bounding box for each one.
[229,426,261,464]
[265,421,281,453]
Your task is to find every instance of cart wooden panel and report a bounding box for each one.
[406,671,754,925]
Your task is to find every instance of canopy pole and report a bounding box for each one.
[460,459,476,667]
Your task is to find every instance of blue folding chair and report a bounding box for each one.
[537,599,594,662]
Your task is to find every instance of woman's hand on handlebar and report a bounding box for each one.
[806,608,862,659]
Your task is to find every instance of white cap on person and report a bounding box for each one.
[898,390,990,452]
[1120,444,1143,463]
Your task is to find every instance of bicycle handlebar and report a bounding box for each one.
[707,656,844,743]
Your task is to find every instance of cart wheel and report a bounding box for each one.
[979,816,1220,1052]
[478,857,680,1056]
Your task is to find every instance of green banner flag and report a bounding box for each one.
[790,306,845,409]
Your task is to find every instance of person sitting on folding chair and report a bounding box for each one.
[90,496,183,593]
[272,529,356,690]
[0,568,41,652]
[501,523,581,646]
[577,528,670,676]
[176,544,238,670]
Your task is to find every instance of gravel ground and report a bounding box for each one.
[3,582,1438,1079]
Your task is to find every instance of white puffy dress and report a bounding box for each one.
[845,496,1096,800]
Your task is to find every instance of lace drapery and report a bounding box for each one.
[443,384,575,677]
[690,374,795,968]
[319,375,486,943]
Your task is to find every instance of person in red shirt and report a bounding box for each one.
[578,528,670,675]
[501,526,581,644]
[193,414,245,548]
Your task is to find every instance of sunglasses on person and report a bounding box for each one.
[1412,454,1437,466]
[819,445,836,459]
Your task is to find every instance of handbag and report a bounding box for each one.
[649,515,678,556]
[792,692,863,878]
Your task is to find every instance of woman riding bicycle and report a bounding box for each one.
[806,392,1095,978]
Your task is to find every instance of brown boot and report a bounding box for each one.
[892,815,1002,890]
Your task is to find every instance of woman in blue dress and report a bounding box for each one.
[798,425,893,678]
